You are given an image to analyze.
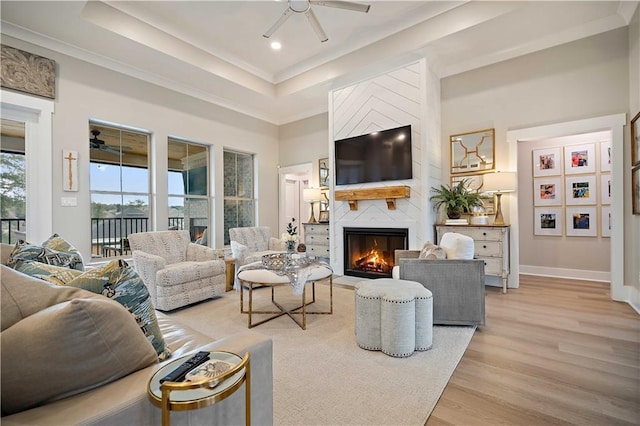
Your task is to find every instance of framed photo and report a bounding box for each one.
[533,177,563,206]
[600,140,611,172]
[601,206,611,238]
[564,143,596,175]
[632,111,640,167]
[451,174,484,192]
[565,175,596,205]
[481,195,495,214]
[600,174,611,205]
[633,166,640,215]
[318,210,330,223]
[565,206,597,237]
[534,207,563,236]
[532,147,561,177]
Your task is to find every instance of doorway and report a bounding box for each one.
[278,163,312,240]
[508,114,626,301]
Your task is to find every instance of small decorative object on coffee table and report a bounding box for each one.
[282,218,298,253]
[147,351,250,426]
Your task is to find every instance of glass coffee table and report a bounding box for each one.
[147,351,250,426]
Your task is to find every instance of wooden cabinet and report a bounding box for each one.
[435,225,510,293]
[303,223,330,260]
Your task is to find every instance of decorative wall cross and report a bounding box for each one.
[63,150,78,191]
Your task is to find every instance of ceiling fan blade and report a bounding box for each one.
[311,0,370,13]
[305,8,328,42]
[103,147,122,156]
[263,7,294,38]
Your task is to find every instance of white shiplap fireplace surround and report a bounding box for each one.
[328,59,442,275]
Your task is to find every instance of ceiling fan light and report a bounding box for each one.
[271,41,282,50]
[290,0,310,13]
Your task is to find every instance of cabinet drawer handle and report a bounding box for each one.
[483,245,487,249]
[483,232,487,236]
[484,261,487,266]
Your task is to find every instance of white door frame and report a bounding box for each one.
[1,90,55,243]
[278,163,312,236]
[507,113,626,301]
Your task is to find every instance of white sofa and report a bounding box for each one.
[0,244,274,425]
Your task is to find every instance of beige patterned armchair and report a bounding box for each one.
[128,230,226,311]
[229,226,286,267]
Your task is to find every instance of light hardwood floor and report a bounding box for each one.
[427,275,640,426]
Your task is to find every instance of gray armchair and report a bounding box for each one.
[394,250,486,326]
[128,230,226,311]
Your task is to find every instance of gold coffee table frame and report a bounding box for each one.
[147,351,250,426]
[238,268,333,330]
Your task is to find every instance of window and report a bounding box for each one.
[223,150,254,244]
[89,123,150,258]
[0,119,26,243]
[168,139,210,244]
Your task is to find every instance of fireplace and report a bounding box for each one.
[343,227,408,279]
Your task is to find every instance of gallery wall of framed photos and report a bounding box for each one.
[532,139,611,238]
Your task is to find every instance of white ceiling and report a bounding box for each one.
[0,1,636,125]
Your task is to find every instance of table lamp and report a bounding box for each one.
[482,171,516,225]
[303,187,323,223]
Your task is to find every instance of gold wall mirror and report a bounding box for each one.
[450,128,495,175]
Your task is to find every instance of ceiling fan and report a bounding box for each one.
[263,0,371,43]
[89,130,130,155]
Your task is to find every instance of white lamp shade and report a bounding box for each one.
[303,187,323,202]
[483,171,517,194]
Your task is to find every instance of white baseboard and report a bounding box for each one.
[519,265,610,283]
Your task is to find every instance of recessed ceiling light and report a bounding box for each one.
[271,41,282,50]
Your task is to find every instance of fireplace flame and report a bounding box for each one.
[352,240,391,274]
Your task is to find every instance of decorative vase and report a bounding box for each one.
[286,240,296,253]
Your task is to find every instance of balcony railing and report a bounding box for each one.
[0,217,189,258]
[91,217,187,258]
[0,218,26,244]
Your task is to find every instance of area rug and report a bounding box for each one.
[168,282,475,426]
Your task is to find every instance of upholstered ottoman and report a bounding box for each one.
[355,278,433,357]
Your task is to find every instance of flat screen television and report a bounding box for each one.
[334,125,412,185]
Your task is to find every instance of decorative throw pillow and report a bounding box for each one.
[1,265,99,331]
[439,232,475,260]
[13,260,83,285]
[66,260,171,360]
[7,234,84,271]
[230,240,248,265]
[1,297,158,415]
[418,241,446,260]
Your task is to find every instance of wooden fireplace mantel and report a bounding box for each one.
[334,185,410,210]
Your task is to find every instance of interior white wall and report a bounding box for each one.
[278,114,329,186]
[441,27,630,292]
[3,35,279,260]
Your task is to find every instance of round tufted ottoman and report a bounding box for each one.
[355,278,433,357]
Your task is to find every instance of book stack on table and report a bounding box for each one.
[444,218,468,225]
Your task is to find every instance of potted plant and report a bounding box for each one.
[429,179,484,219]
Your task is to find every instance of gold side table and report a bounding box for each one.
[147,351,250,426]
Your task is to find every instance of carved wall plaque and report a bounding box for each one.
[1,45,56,99]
